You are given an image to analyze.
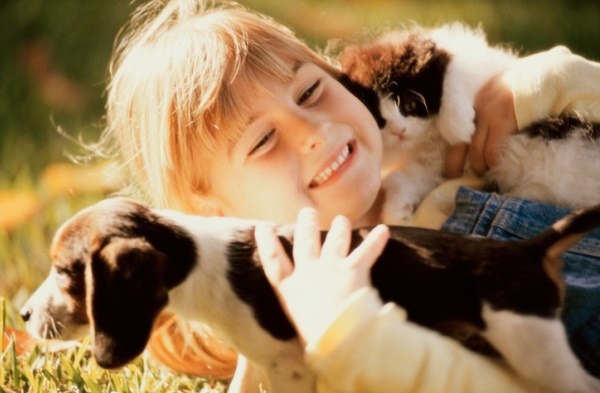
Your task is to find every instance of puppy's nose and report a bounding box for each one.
[20,307,32,322]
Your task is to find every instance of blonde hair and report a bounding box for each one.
[104,0,340,213]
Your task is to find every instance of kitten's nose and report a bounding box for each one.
[20,307,32,322]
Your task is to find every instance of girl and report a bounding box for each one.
[102,0,600,390]
[256,45,600,392]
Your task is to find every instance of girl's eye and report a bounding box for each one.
[297,80,321,105]
[249,130,275,156]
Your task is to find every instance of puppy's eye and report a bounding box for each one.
[55,268,69,285]
[54,264,85,296]
[54,264,84,282]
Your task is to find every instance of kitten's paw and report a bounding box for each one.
[381,199,415,226]
[439,105,476,145]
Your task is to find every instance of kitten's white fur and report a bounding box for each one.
[490,132,600,209]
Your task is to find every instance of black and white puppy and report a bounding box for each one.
[338,24,600,224]
[21,198,600,393]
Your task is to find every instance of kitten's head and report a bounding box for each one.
[339,30,451,150]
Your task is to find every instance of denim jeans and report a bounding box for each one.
[441,186,600,377]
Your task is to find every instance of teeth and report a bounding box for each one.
[310,144,351,188]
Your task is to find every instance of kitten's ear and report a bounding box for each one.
[86,237,168,369]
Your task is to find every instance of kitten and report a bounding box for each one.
[338,23,518,223]
[339,24,600,223]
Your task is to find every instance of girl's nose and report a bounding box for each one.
[292,115,330,154]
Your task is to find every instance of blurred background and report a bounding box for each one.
[1,0,599,314]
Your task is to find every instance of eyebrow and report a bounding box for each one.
[292,60,304,73]
[243,61,305,128]
[228,61,307,157]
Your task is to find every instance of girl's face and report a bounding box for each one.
[208,62,382,228]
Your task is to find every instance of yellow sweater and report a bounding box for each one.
[304,47,600,393]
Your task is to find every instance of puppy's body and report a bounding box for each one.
[22,198,600,392]
[339,24,600,224]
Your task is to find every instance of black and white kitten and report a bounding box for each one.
[338,23,600,224]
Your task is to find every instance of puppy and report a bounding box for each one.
[21,198,600,392]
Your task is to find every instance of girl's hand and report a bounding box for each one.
[470,73,518,174]
[444,73,518,177]
[255,208,390,344]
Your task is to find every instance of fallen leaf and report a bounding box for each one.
[3,328,38,355]
[0,190,41,231]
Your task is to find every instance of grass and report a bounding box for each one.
[1,327,226,393]
[1,0,599,391]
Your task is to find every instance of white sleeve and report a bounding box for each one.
[504,46,600,128]
[305,288,536,393]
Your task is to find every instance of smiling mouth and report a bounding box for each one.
[309,143,354,189]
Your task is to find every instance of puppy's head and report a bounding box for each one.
[21,198,196,368]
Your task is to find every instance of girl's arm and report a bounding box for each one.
[304,288,535,393]
[451,46,600,175]
[507,46,600,128]
[255,209,537,393]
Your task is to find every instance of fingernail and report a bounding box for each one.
[255,223,274,238]
[331,214,350,228]
[298,207,317,220]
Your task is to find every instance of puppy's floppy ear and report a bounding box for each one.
[86,237,168,369]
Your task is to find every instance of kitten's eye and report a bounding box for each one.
[249,130,275,156]
[297,80,321,105]
[402,100,418,115]
[399,93,420,115]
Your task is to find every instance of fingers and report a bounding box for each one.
[255,224,293,286]
[470,116,490,175]
[347,224,390,270]
[257,208,390,291]
[320,215,352,259]
[471,73,518,175]
[293,207,321,263]
[471,76,494,174]
[444,142,469,178]
[483,116,517,169]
